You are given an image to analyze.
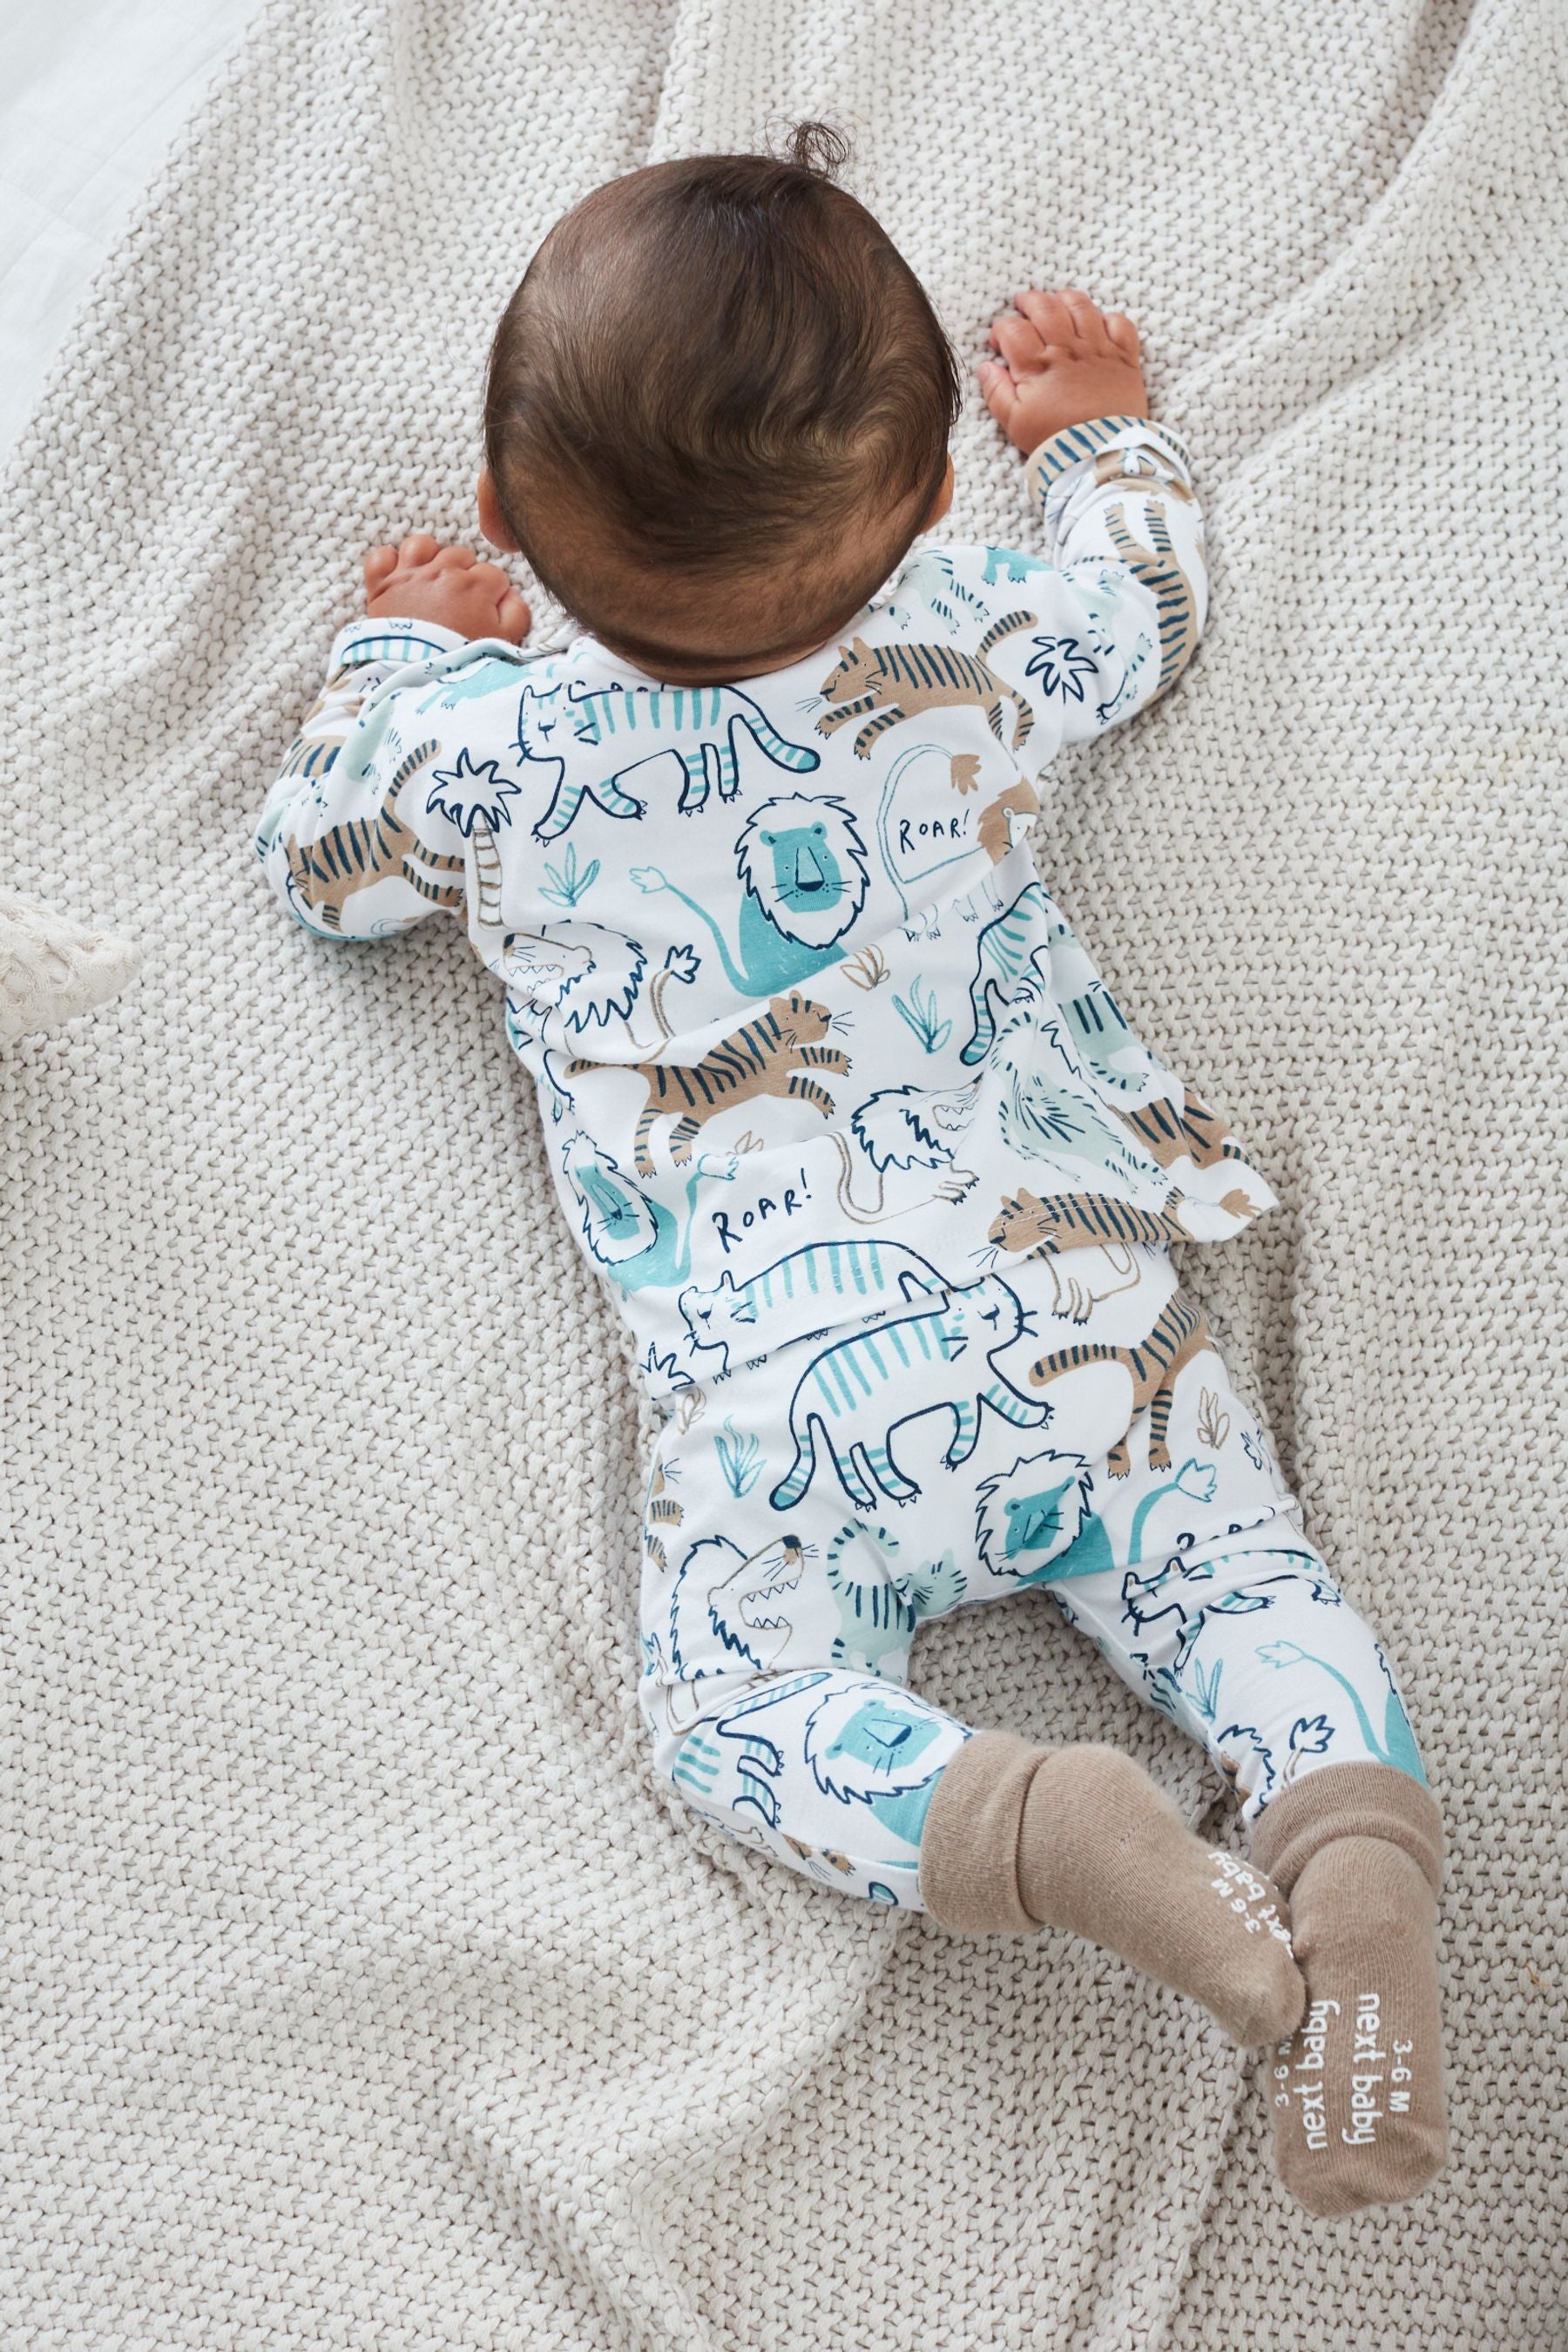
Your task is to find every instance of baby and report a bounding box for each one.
[257,128,1447,2216]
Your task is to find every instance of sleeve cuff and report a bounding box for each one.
[1024,415,1195,510]
[330,617,469,672]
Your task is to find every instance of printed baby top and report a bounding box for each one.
[257,416,1275,1396]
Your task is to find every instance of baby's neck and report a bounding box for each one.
[585,619,843,687]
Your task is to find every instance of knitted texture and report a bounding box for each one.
[0,887,139,1041]
[2,3,1564,2346]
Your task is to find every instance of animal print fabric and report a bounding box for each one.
[12,1,1566,2342]
[255,419,1267,1398]
[639,1258,1424,1906]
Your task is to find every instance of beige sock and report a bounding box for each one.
[920,1733,1305,2045]
[1253,1762,1448,2215]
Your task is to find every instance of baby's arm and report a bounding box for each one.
[975,289,1208,740]
[256,537,530,941]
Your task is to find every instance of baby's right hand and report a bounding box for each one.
[978,290,1149,455]
[362,534,531,642]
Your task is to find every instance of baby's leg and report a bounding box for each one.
[647,1662,970,1908]
[645,1615,1301,2039]
[1044,1357,1447,2213]
[639,1435,967,1909]
[642,1382,1302,2040]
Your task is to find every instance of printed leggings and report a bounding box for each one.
[637,1251,1426,1909]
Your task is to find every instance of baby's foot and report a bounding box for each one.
[363,532,531,644]
[1254,1765,1449,2214]
[922,1735,1306,2046]
[1265,1837,1449,2214]
[978,288,1149,454]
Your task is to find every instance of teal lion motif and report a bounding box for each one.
[633,794,870,997]
[561,1135,736,1293]
[803,1685,952,1850]
[974,1447,1098,1583]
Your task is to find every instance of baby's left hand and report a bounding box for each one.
[362,534,531,642]
[978,290,1149,455]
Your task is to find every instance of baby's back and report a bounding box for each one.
[415,543,1257,1391]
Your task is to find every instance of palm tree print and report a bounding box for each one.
[1024,635,1099,701]
[425,747,523,926]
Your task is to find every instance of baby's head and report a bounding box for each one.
[478,125,958,683]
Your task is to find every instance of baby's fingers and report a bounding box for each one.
[977,356,1018,433]
[399,531,440,566]
[496,590,532,644]
[363,544,399,592]
[990,311,1045,375]
[1013,288,1077,346]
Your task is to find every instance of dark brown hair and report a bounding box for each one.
[483,125,959,659]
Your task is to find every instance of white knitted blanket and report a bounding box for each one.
[3,3,1564,2344]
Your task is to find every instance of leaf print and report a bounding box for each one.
[842,943,890,990]
[891,977,951,1055]
[1023,635,1098,702]
[425,745,521,835]
[1192,1656,1225,1723]
[714,1418,765,1499]
[1196,1387,1232,1450]
[538,841,600,909]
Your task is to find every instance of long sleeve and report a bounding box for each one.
[896,417,1207,779]
[255,617,486,941]
[1020,413,1208,739]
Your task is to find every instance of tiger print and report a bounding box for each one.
[1102,501,1200,698]
[642,1463,685,1574]
[961,879,1048,1067]
[990,1186,1200,1260]
[815,612,1036,760]
[1115,1087,1244,1171]
[977,779,1040,863]
[1091,447,1196,504]
[825,1523,916,1673]
[1030,1291,1213,1476]
[283,741,459,932]
[575,992,850,1178]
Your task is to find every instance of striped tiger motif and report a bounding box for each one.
[825,1522,917,1673]
[1030,1291,1214,1476]
[1103,500,1200,698]
[642,1463,686,1575]
[575,992,849,1178]
[960,878,1051,1066]
[814,612,1036,761]
[283,741,459,932]
[679,1238,947,1373]
[517,679,821,842]
[1117,1088,1244,1171]
[770,1274,1048,1511]
[990,1186,1200,1260]
[960,882,1173,1095]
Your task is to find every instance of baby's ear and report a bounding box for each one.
[477,468,521,553]
[923,454,956,531]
